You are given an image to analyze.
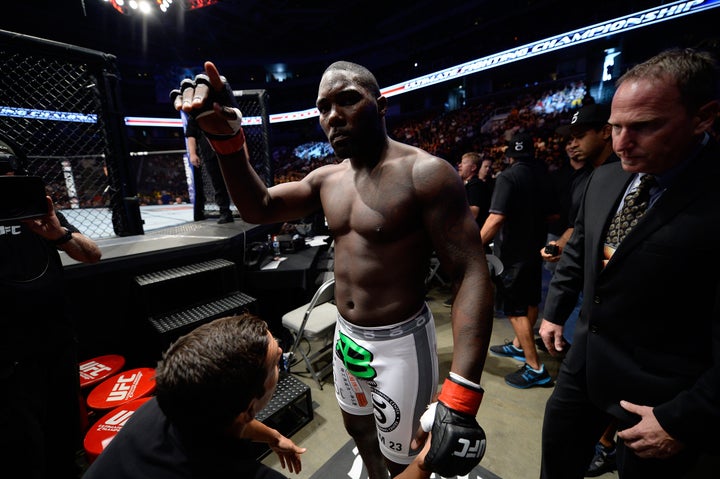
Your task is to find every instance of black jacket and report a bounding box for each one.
[543,138,720,450]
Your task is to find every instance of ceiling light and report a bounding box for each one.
[102,0,218,15]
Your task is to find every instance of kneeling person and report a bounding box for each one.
[83,314,306,479]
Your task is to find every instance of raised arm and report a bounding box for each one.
[172,61,322,224]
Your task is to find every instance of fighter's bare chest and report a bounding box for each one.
[321,176,419,238]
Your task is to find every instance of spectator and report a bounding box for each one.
[476,156,495,238]
[457,152,484,227]
[445,151,491,307]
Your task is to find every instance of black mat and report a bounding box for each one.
[309,440,501,479]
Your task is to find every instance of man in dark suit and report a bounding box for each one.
[539,48,720,478]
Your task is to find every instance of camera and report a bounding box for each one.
[0,176,48,221]
[544,244,560,256]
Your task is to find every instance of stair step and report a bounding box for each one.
[134,258,236,287]
[256,372,312,423]
[253,372,313,460]
[147,291,257,336]
[134,258,240,318]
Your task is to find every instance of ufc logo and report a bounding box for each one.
[104,409,136,427]
[107,372,139,402]
[0,225,21,235]
[452,438,483,458]
[80,361,112,378]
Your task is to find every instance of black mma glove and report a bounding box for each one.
[170,74,245,155]
[421,375,486,477]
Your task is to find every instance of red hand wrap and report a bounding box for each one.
[208,128,245,155]
[437,377,483,416]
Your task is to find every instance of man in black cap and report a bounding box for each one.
[481,132,556,388]
[542,103,621,475]
[546,104,613,258]
[542,104,614,273]
[541,103,617,332]
[556,103,614,167]
[0,136,101,478]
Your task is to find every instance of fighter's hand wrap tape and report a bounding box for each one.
[171,73,244,147]
[207,127,246,156]
[437,376,483,416]
[191,73,240,118]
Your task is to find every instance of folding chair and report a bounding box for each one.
[281,277,337,389]
[426,253,447,288]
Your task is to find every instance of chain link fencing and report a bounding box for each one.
[1,30,143,239]
[187,89,273,217]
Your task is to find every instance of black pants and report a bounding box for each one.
[541,364,706,479]
[0,341,81,479]
[193,155,231,220]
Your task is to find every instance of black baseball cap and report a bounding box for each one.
[506,132,535,159]
[556,103,610,137]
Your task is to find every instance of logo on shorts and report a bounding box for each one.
[335,332,377,380]
[372,389,401,433]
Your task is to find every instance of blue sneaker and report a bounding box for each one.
[585,442,617,477]
[505,363,553,389]
[489,341,525,361]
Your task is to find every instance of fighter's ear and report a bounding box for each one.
[377,95,388,117]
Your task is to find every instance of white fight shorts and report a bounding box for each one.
[333,304,439,464]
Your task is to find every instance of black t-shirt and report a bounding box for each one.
[546,162,575,236]
[184,114,215,161]
[184,114,201,139]
[84,398,287,479]
[0,211,77,358]
[566,164,593,229]
[465,177,493,227]
[566,153,620,229]
[489,160,555,264]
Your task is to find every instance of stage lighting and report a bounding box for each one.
[102,0,219,15]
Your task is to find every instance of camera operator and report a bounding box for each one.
[0,136,101,479]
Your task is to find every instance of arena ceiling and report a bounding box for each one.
[2,0,717,116]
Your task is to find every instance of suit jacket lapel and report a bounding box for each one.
[603,140,718,267]
[593,167,631,272]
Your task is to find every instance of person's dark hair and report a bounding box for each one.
[617,47,720,114]
[0,136,28,175]
[323,61,381,98]
[154,313,271,432]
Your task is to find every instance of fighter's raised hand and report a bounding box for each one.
[170,61,246,155]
